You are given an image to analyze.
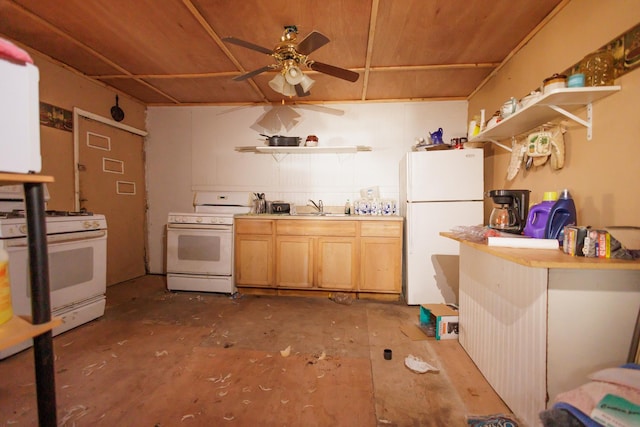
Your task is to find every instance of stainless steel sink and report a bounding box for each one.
[293,212,348,217]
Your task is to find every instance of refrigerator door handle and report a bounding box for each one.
[406,206,413,254]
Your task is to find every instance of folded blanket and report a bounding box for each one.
[540,364,640,426]
[0,37,33,64]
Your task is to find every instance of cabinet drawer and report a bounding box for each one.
[360,221,402,237]
[277,220,357,236]
[235,219,273,235]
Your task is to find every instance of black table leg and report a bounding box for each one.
[24,182,57,427]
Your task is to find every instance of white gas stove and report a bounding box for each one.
[166,191,251,294]
[0,186,108,359]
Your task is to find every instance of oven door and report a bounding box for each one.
[4,229,107,316]
[166,224,233,276]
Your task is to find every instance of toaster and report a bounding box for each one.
[270,202,291,214]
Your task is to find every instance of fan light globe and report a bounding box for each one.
[299,74,315,93]
[285,66,304,85]
[269,72,297,96]
[282,82,296,96]
[268,73,286,94]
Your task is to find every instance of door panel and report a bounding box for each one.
[77,117,146,285]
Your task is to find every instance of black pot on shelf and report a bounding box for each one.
[260,134,301,147]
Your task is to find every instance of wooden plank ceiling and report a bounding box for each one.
[0,0,565,106]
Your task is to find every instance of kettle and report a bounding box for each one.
[429,128,444,144]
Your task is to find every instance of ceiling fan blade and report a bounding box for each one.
[294,84,310,97]
[233,65,274,81]
[308,61,359,82]
[296,31,330,55]
[222,37,273,55]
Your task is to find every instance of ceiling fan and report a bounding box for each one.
[223,26,359,97]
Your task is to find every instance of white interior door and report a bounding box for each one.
[76,113,147,286]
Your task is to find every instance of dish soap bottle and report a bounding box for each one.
[545,189,577,243]
[345,199,352,215]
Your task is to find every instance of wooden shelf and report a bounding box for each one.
[0,316,62,351]
[0,173,54,185]
[470,86,621,150]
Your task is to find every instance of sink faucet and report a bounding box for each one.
[308,199,324,213]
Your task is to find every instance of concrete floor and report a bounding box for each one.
[0,275,511,426]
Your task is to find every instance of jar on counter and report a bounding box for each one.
[580,49,615,87]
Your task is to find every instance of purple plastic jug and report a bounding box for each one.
[524,191,558,238]
[545,189,577,242]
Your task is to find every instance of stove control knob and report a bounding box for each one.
[196,217,203,223]
[84,221,92,229]
[18,224,27,234]
[93,221,100,228]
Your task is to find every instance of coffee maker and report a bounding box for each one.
[487,189,530,234]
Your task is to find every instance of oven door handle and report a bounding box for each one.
[5,230,107,247]
[167,224,231,231]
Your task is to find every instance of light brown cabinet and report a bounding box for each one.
[234,219,273,287]
[235,217,402,296]
[359,221,403,293]
[276,236,314,287]
[276,220,357,290]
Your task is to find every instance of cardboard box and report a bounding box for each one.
[564,225,588,256]
[420,304,459,340]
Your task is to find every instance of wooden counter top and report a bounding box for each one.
[440,231,640,270]
[237,214,403,222]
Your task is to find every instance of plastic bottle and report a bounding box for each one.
[345,199,352,215]
[544,189,577,242]
[0,247,13,325]
[524,191,558,238]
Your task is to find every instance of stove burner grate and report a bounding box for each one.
[0,209,94,219]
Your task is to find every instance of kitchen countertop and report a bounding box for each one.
[236,214,403,221]
[440,231,640,270]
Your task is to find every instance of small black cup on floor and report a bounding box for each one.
[383,349,392,360]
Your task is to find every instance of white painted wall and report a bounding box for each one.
[145,100,468,273]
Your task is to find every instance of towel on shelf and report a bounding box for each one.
[0,37,33,64]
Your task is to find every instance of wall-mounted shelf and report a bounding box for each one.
[236,145,372,161]
[471,86,621,151]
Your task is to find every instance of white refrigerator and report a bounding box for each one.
[399,149,484,305]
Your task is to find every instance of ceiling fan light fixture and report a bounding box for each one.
[282,81,296,97]
[284,65,304,85]
[299,74,315,93]
[269,73,297,96]
[268,73,286,94]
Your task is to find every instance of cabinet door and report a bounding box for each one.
[276,236,314,288]
[359,237,401,292]
[317,237,356,290]
[235,235,273,287]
